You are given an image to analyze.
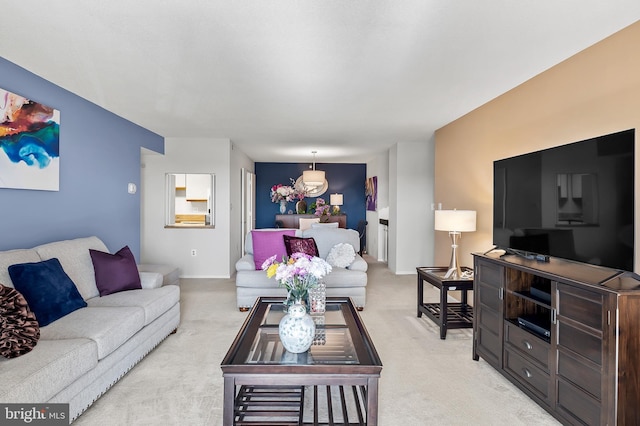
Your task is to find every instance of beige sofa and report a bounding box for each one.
[235,227,368,310]
[0,236,180,423]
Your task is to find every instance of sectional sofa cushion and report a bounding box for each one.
[0,338,97,404]
[89,245,141,296]
[87,285,180,326]
[39,306,144,360]
[251,229,296,269]
[34,236,109,300]
[0,284,40,359]
[302,228,360,260]
[0,249,41,289]
[8,258,87,327]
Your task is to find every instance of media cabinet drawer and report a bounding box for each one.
[557,350,601,400]
[504,321,550,371]
[504,349,551,405]
[556,378,601,426]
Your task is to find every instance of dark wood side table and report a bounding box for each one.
[416,266,474,339]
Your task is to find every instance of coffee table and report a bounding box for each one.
[221,297,383,425]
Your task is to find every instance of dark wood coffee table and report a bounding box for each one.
[221,297,383,425]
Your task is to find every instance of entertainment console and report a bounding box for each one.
[473,252,640,425]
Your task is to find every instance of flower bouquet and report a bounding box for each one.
[262,252,332,311]
[270,184,297,203]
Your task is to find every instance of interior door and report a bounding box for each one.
[241,168,256,254]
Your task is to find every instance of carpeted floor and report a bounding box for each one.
[74,258,560,425]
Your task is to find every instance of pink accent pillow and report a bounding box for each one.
[251,230,296,270]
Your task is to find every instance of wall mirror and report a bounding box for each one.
[556,173,598,226]
[165,173,215,228]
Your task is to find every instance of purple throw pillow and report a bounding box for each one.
[283,236,319,257]
[251,230,296,270]
[89,246,142,296]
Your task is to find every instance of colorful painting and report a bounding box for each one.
[0,88,60,191]
[366,176,377,211]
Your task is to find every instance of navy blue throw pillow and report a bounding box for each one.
[8,258,87,327]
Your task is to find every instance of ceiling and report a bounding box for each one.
[2,2,639,163]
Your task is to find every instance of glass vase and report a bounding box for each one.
[279,200,287,214]
[309,281,326,315]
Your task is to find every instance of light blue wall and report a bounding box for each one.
[0,57,164,258]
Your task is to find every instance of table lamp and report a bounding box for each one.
[330,193,343,214]
[434,209,476,279]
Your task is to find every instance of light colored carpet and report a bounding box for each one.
[74,258,560,425]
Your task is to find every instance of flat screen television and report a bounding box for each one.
[493,129,635,271]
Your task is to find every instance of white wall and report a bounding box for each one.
[229,143,254,274]
[365,151,390,260]
[388,140,435,274]
[141,138,232,278]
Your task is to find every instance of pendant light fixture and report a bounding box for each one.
[302,151,325,187]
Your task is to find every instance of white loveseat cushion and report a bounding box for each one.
[302,228,361,260]
[0,338,97,403]
[87,285,180,325]
[39,306,144,360]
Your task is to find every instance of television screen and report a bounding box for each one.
[493,129,634,271]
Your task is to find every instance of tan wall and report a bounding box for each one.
[434,21,640,271]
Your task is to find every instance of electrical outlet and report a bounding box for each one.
[190,249,197,257]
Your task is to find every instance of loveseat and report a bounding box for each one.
[0,236,180,423]
[235,226,367,310]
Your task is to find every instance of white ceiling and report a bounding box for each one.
[2,2,639,162]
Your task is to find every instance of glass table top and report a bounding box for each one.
[221,297,381,368]
[246,303,358,364]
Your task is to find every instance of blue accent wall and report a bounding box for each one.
[0,57,164,258]
[255,162,366,230]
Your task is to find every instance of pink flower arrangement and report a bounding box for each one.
[314,198,330,217]
[262,252,332,302]
[270,184,297,203]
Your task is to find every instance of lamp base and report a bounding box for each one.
[444,231,463,279]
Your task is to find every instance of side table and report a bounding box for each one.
[416,266,474,339]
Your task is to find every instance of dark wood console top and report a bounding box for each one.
[474,252,640,292]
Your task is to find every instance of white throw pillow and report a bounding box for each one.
[326,243,356,268]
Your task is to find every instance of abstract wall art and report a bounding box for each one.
[0,88,60,191]
[366,176,377,211]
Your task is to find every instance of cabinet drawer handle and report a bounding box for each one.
[523,341,532,350]
[523,368,532,379]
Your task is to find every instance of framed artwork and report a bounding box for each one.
[0,88,60,191]
[366,176,377,211]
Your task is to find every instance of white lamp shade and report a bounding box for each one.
[330,193,343,206]
[434,210,476,232]
[302,170,325,186]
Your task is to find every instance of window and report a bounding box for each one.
[165,173,215,228]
